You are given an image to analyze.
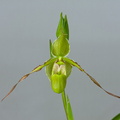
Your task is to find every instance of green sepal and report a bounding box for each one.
[51,34,70,56]
[56,13,69,40]
[52,13,70,57]
[51,74,67,93]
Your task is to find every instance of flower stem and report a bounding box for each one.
[61,91,74,120]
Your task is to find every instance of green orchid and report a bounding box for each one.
[1,13,120,120]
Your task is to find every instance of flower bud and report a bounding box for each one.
[56,13,69,40]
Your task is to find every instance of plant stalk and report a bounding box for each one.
[61,91,74,120]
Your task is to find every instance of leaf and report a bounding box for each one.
[112,113,120,120]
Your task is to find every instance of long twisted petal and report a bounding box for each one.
[63,57,120,98]
[1,58,57,101]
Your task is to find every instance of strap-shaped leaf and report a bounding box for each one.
[63,57,120,98]
[112,113,120,120]
[1,58,57,101]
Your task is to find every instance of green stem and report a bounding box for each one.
[61,91,74,120]
[62,91,68,120]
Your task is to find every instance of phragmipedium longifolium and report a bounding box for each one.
[1,13,120,120]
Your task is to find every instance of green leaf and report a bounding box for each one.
[112,113,120,120]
